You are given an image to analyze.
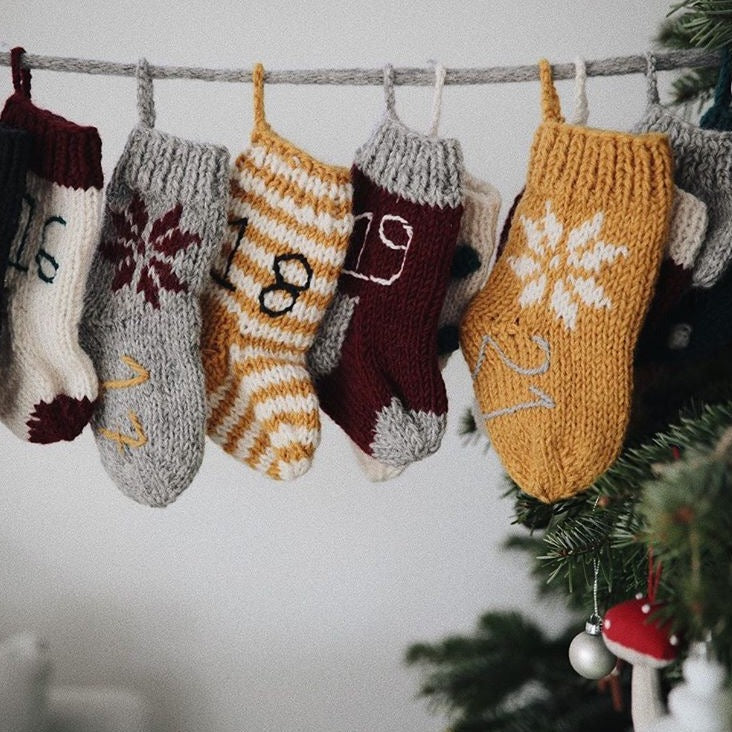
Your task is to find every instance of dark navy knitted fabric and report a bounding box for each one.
[0,123,31,320]
[700,48,732,132]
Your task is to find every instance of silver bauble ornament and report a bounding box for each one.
[569,616,616,680]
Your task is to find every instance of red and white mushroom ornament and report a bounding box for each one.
[602,593,681,732]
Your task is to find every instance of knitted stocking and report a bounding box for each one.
[0,48,103,443]
[308,65,463,468]
[638,186,707,334]
[353,170,500,481]
[629,54,732,440]
[0,123,31,328]
[202,63,353,480]
[461,59,673,502]
[437,173,502,369]
[80,60,229,506]
[634,52,732,288]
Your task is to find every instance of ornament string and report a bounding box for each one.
[0,48,721,86]
[591,557,602,625]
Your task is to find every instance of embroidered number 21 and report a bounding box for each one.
[472,334,555,423]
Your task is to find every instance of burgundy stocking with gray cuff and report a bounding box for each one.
[308,65,463,467]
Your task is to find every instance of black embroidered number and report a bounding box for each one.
[212,217,248,291]
[8,198,64,284]
[259,253,313,317]
[8,194,35,273]
[36,216,65,283]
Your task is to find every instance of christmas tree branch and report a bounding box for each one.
[509,402,732,666]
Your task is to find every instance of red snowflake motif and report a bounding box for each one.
[100,192,201,309]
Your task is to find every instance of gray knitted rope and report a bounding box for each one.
[0,48,722,85]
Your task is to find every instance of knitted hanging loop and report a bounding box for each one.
[252,62,268,130]
[383,63,397,115]
[539,59,565,123]
[382,62,447,135]
[570,56,589,126]
[644,51,661,105]
[10,46,31,98]
[700,48,732,130]
[426,62,447,136]
[135,58,156,129]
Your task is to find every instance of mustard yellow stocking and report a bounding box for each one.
[461,60,673,502]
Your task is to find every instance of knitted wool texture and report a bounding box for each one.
[639,186,707,333]
[202,63,353,481]
[634,53,732,288]
[500,188,707,359]
[0,123,31,324]
[461,59,673,503]
[0,48,103,443]
[308,65,463,468]
[437,173,502,368]
[494,58,589,262]
[80,60,229,506]
[353,171,500,482]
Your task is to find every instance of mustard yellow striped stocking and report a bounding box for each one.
[202,64,353,480]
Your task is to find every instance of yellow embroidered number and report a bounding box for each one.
[98,355,150,452]
[98,411,148,453]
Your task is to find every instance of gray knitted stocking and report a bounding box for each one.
[634,52,732,288]
[80,60,229,506]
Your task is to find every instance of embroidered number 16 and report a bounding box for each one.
[8,194,65,284]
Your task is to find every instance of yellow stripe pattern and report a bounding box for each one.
[202,122,352,480]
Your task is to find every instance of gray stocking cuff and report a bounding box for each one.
[354,113,463,209]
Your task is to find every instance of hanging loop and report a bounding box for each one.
[426,61,446,136]
[252,62,268,130]
[10,46,31,98]
[539,59,564,123]
[136,58,156,129]
[569,56,589,126]
[645,51,660,105]
[383,64,396,114]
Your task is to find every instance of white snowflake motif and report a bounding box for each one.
[507,200,629,330]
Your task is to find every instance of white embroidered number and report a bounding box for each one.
[472,334,555,422]
[343,212,413,286]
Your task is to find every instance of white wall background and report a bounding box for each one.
[1,2,673,730]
